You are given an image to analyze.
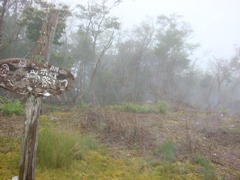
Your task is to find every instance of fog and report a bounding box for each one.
[1,0,240,113]
[60,0,240,66]
[112,0,240,59]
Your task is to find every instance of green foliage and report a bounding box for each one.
[18,7,45,42]
[114,103,154,113]
[194,155,216,180]
[49,51,74,69]
[113,102,169,114]
[78,103,90,110]
[158,100,168,114]
[0,100,24,116]
[37,127,105,169]
[18,2,71,44]
[73,134,106,160]
[154,139,176,162]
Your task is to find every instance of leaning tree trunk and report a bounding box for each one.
[19,96,42,180]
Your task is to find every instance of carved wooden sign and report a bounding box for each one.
[0,58,75,96]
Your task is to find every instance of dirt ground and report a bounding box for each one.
[1,106,240,179]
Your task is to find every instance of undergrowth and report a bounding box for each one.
[154,139,176,162]
[158,100,168,114]
[0,137,20,179]
[0,111,222,180]
[194,155,216,180]
[113,102,169,114]
[113,103,155,113]
[0,99,24,116]
[0,135,204,180]
[37,127,106,169]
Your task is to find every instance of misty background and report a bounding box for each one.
[1,0,240,113]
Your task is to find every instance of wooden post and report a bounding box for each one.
[19,96,42,180]
[19,10,59,180]
[0,9,74,180]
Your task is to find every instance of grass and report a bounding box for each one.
[35,151,205,180]
[113,102,169,114]
[0,126,205,180]
[37,127,105,169]
[0,137,20,179]
[194,155,216,180]
[154,139,176,162]
[113,103,155,113]
[0,134,204,180]
[78,103,90,110]
[158,100,168,114]
[0,109,225,179]
[0,99,24,116]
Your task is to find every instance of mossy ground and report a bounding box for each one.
[1,105,240,179]
[0,137,203,180]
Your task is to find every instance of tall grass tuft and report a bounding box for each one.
[194,155,216,180]
[154,139,176,162]
[158,101,168,114]
[114,103,154,113]
[37,127,105,169]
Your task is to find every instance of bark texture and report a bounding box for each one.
[19,96,42,180]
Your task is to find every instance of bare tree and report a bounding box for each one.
[131,20,154,101]
[0,0,29,55]
[74,0,121,104]
[209,57,230,108]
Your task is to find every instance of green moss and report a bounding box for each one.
[0,137,20,179]
[0,135,205,180]
[152,162,203,179]
[36,152,204,179]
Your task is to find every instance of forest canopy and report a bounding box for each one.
[1,0,240,113]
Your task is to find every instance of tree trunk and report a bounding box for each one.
[18,9,59,180]
[0,0,8,48]
[19,96,42,180]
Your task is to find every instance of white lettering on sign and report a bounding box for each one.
[0,58,75,97]
[59,79,68,90]
[18,60,26,67]
[41,76,52,87]
[49,71,58,79]
[0,64,9,76]
[40,68,48,76]
[8,79,14,86]
[50,65,59,72]
[25,69,40,84]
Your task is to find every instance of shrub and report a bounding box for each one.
[115,103,154,113]
[73,135,106,160]
[79,103,90,110]
[194,155,216,180]
[1,100,24,116]
[37,127,105,169]
[154,139,176,162]
[158,101,168,114]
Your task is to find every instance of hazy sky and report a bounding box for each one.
[57,0,240,66]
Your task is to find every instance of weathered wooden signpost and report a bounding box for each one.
[0,10,74,180]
